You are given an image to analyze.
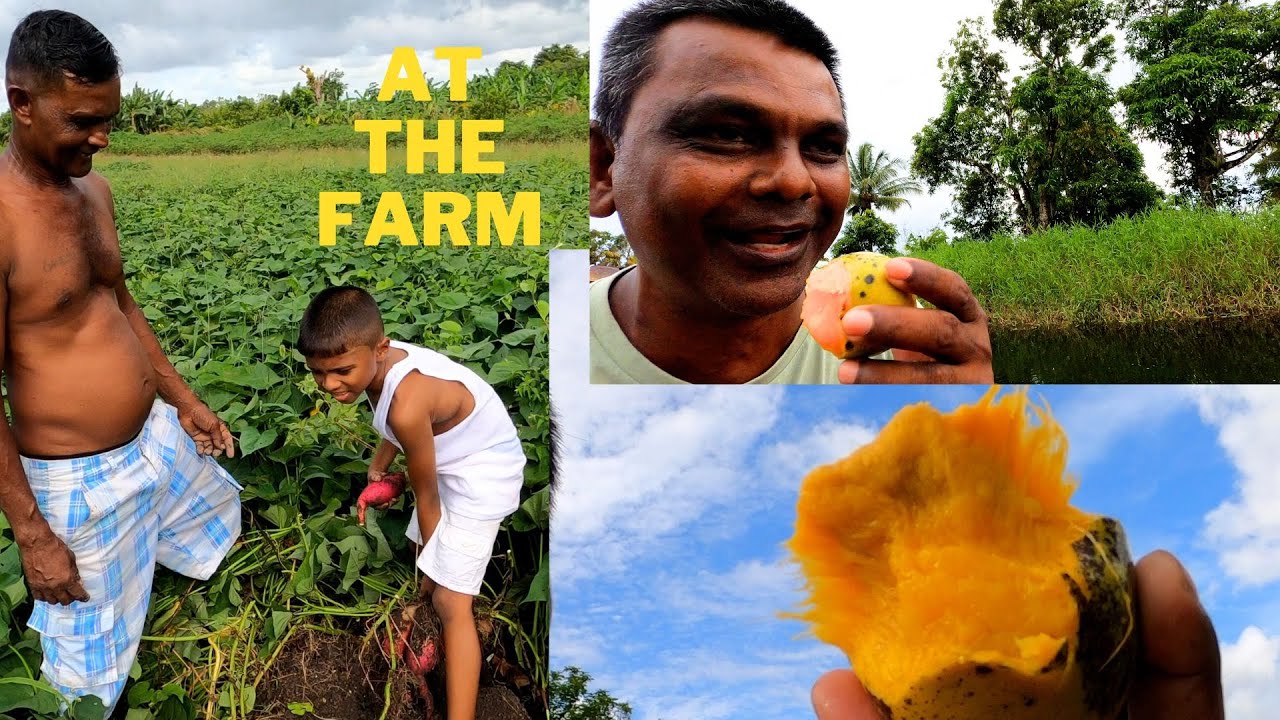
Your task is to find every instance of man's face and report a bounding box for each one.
[306,344,384,404]
[593,18,850,319]
[15,73,120,178]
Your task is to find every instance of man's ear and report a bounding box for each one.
[589,120,618,218]
[375,336,391,359]
[7,83,34,127]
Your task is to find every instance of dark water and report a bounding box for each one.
[991,316,1280,384]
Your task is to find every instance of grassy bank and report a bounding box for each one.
[916,206,1280,329]
[99,111,585,156]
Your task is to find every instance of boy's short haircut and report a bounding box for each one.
[6,9,120,88]
[298,286,385,358]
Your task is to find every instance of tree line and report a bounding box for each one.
[0,44,587,144]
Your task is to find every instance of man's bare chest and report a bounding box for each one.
[7,199,124,321]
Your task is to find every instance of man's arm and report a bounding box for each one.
[0,266,88,605]
[95,177,235,457]
[389,388,442,544]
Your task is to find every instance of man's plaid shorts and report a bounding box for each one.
[20,400,243,714]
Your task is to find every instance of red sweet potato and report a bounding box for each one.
[357,472,407,524]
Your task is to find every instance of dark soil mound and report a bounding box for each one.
[255,600,532,720]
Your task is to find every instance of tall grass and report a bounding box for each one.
[916,206,1280,328]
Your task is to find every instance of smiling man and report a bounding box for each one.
[589,0,994,384]
[0,10,241,713]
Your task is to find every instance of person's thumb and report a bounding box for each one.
[1129,550,1224,720]
[812,669,883,720]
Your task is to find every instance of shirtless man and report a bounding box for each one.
[0,10,242,712]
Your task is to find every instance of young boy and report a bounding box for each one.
[297,286,526,720]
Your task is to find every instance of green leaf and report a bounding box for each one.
[335,536,371,592]
[522,558,549,604]
[0,679,63,714]
[435,291,470,310]
[271,611,292,640]
[237,426,278,457]
[509,487,549,531]
[69,695,106,720]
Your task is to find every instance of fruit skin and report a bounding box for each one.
[801,252,915,359]
[787,389,1139,720]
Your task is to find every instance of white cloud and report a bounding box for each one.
[1053,386,1196,470]
[551,624,608,670]
[759,420,878,491]
[611,644,847,720]
[1222,626,1280,720]
[1193,387,1280,587]
[553,385,784,583]
[665,557,806,625]
[0,1,588,108]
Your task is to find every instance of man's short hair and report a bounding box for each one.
[298,286,386,359]
[594,0,843,143]
[5,10,120,88]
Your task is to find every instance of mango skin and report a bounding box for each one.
[801,252,916,359]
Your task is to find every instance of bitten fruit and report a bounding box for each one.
[801,252,916,359]
[787,388,1138,720]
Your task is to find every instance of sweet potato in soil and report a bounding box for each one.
[255,599,535,720]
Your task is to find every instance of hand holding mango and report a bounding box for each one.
[801,252,995,384]
[791,389,1224,720]
[810,552,1224,720]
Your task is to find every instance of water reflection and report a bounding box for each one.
[991,315,1280,383]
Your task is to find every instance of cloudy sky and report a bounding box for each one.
[587,0,1260,244]
[0,0,588,109]
[550,248,1280,720]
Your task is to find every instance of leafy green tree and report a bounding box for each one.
[1119,0,1280,209]
[832,210,899,256]
[589,229,635,268]
[905,227,950,255]
[1254,141,1280,205]
[914,2,1160,238]
[534,44,589,75]
[550,666,632,720]
[847,142,922,215]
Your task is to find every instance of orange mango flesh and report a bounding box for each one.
[787,388,1134,719]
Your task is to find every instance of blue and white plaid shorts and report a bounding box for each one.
[20,400,243,714]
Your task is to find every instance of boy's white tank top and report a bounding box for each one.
[369,340,525,520]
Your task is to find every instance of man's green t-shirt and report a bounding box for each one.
[589,266,885,385]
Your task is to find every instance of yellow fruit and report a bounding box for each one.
[787,388,1137,720]
[801,252,915,359]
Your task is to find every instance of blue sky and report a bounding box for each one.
[549,249,1280,720]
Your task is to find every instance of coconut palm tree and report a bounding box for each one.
[847,142,923,216]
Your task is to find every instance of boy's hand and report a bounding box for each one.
[357,472,407,525]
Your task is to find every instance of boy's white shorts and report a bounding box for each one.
[406,502,503,596]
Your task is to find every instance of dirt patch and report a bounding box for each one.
[254,600,532,720]
[255,630,387,719]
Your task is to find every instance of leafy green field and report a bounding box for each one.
[101,112,584,156]
[914,206,1280,329]
[0,144,584,719]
